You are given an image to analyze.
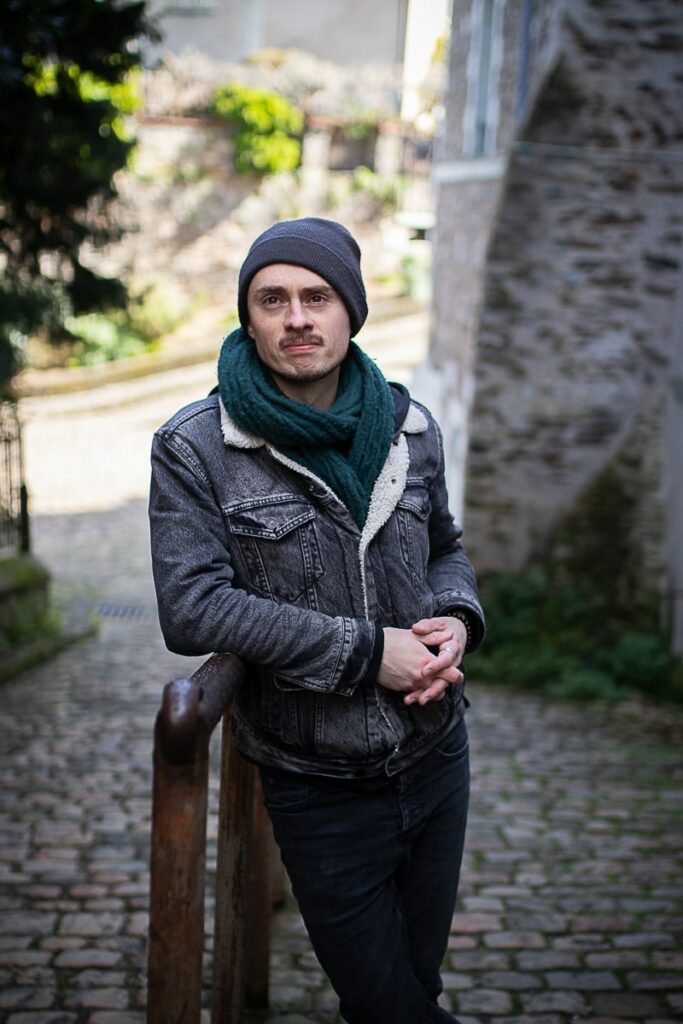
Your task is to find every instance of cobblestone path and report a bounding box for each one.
[1,369,682,1024]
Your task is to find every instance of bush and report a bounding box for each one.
[65,312,149,366]
[127,277,191,341]
[472,459,681,704]
[474,568,680,704]
[210,83,303,175]
[63,276,191,367]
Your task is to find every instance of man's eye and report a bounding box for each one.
[263,295,280,305]
[309,294,326,303]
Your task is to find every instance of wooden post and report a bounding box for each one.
[211,714,255,1023]
[245,774,272,1008]
[147,682,210,1024]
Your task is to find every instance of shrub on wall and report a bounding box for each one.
[210,84,303,175]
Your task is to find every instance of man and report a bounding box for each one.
[149,218,484,1024]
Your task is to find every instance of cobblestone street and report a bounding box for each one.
[1,360,682,1023]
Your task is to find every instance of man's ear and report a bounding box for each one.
[246,323,255,339]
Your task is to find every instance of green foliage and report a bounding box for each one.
[0,554,55,657]
[126,278,191,342]
[0,277,72,385]
[338,101,382,140]
[0,0,155,388]
[65,312,150,366]
[210,83,303,175]
[351,166,402,211]
[64,277,190,366]
[474,463,681,703]
[474,567,679,703]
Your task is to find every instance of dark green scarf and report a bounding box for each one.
[217,327,394,528]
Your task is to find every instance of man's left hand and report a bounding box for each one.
[405,617,468,706]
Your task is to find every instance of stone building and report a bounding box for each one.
[424,0,683,650]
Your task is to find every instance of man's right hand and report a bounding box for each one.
[377,627,464,706]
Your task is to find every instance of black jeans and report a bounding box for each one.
[259,717,469,1024]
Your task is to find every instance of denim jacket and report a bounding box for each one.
[149,388,484,779]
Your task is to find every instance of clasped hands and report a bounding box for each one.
[378,616,467,707]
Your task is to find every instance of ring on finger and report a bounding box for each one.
[443,645,458,661]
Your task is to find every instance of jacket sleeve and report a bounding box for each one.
[148,431,376,695]
[425,420,486,652]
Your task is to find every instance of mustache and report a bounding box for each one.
[279,332,323,349]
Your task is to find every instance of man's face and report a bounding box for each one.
[246,263,351,405]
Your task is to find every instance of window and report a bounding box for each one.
[463,0,505,156]
[163,0,219,14]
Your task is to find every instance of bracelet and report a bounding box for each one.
[445,609,473,653]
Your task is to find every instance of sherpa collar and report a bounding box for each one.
[218,392,428,617]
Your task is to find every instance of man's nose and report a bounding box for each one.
[284,300,312,330]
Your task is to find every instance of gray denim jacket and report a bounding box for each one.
[149,389,484,779]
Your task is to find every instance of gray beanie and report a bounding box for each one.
[237,217,368,336]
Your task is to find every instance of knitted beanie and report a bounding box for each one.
[237,217,368,336]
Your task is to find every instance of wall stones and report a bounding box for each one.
[433,0,683,597]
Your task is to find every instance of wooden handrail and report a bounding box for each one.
[148,652,278,1024]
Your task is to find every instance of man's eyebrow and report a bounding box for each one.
[251,283,336,297]
[251,284,288,297]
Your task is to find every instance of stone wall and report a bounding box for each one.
[430,0,683,609]
[463,0,683,587]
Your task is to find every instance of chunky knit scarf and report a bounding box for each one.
[217,327,394,527]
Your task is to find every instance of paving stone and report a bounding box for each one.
[0,937,32,951]
[488,1018,564,1024]
[626,970,683,991]
[450,950,512,970]
[54,951,122,969]
[269,985,313,1011]
[585,951,649,969]
[545,970,621,991]
[552,934,610,950]
[667,993,683,1013]
[453,911,502,932]
[64,988,129,1010]
[5,1016,77,1024]
[73,970,127,988]
[440,971,474,991]
[58,913,124,937]
[461,895,505,912]
[0,951,53,967]
[446,934,477,950]
[591,992,665,1016]
[516,951,580,970]
[40,939,85,952]
[484,930,546,950]
[652,951,683,969]
[521,991,589,1014]
[86,1015,145,1024]
[456,989,514,1014]
[0,913,57,937]
[614,932,677,949]
[479,970,543,990]
[0,989,55,1009]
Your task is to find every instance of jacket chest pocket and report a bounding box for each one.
[396,485,431,584]
[224,498,324,603]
